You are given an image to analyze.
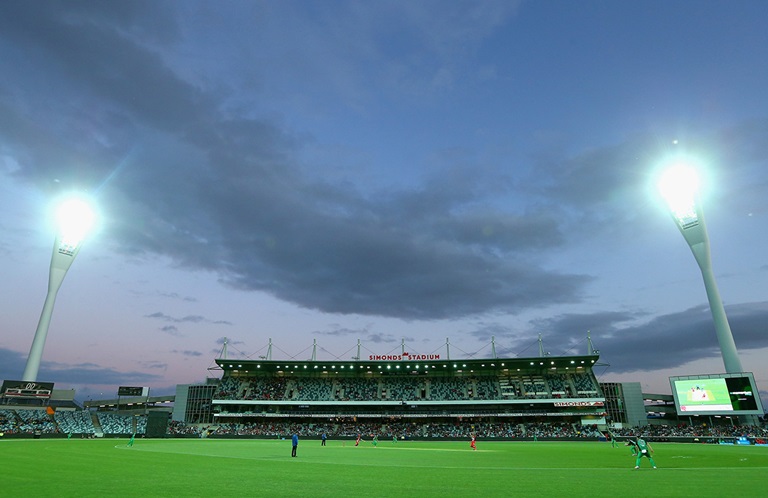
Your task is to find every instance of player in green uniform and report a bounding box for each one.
[625,438,638,456]
[634,437,657,469]
[609,432,619,448]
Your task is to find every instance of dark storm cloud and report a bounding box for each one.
[0,2,591,321]
[531,301,768,374]
[3,4,764,328]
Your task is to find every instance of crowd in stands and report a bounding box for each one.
[0,407,765,441]
[167,420,203,436]
[208,421,620,439]
[212,372,602,402]
[0,409,17,433]
[14,408,57,433]
[54,410,96,434]
[337,378,378,401]
[0,408,150,436]
[97,412,147,435]
[612,423,768,439]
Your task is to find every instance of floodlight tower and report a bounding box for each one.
[22,197,95,382]
[657,163,743,374]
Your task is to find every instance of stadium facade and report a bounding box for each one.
[172,353,607,432]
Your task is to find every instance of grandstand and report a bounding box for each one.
[2,348,765,440]
[179,353,607,436]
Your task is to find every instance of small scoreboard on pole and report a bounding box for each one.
[118,386,149,396]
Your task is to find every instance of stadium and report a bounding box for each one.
[2,336,765,442]
[196,349,605,438]
[3,341,768,497]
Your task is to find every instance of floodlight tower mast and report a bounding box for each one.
[658,164,743,374]
[356,339,361,361]
[23,198,95,382]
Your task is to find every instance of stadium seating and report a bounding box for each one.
[15,408,57,433]
[54,410,96,435]
[210,370,606,403]
[97,413,147,435]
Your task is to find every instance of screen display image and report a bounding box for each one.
[673,378,732,412]
[670,373,764,416]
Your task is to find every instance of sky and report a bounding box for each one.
[1,0,767,408]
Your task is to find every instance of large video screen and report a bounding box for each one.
[669,373,764,416]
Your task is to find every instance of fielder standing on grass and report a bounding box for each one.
[609,432,618,448]
[633,437,657,469]
[291,433,299,458]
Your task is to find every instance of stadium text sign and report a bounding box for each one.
[553,401,604,407]
[368,353,441,361]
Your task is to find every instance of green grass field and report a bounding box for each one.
[2,438,767,497]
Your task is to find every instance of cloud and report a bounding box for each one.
[0,348,27,382]
[314,324,372,337]
[366,333,398,344]
[171,350,203,357]
[215,337,244,346]
[159,292,198,303]
[160,325,182,337]
[137,361,168,371]
[0,348,162,387]
[145,312,232,326]
[0,1,591,322]
[532,301,768,374]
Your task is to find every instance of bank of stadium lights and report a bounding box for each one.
[657,158,744,374]
[22,195,96,382]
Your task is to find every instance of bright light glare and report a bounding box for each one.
[56,197,96,246]
[658,163,700,228]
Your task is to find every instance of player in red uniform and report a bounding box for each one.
[355,433,362,446]
[470,434,477,451]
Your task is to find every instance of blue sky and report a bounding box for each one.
[1,0,767,406]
